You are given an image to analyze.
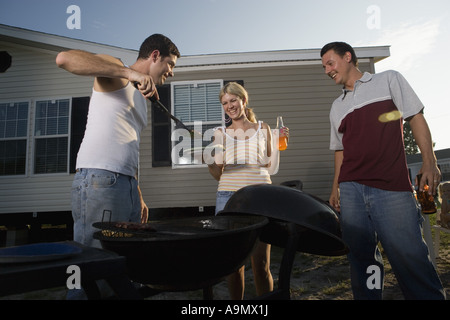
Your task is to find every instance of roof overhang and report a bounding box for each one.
[175,46,390,72]
[1,24,390,72]
[0,24,137,65]
[177,46,389,66]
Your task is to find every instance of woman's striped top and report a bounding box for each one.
[218,121,271,192]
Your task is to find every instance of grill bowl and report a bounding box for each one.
[94,215,268,291]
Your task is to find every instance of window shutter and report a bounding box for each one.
[152,84,172,167]
[70,96,90,173]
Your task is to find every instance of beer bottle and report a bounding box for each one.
[416,174,437,214]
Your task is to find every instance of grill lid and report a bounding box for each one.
[218,184,348,256]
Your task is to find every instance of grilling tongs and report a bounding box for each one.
[133,82,197,136]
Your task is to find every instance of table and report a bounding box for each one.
[0,241,142,299]
[422,213,436,265]
[431,210,450,263]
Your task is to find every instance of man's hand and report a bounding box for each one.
[130,72,159,101]
[140,201,149,223]
[329,187,340,212]
[416,165,441,195]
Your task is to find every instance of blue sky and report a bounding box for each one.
[1,0,449,150]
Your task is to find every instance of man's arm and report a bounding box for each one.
[56,50,157,97]
[56,50,130,79]
[408,113,441,195]
[329,150,343,212]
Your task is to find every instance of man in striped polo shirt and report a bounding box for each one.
[321,42,445,300]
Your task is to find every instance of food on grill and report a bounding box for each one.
[101,229,133,238]
[97,222,157,238]
[114,222,157,231]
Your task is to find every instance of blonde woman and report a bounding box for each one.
[208,82,286,299]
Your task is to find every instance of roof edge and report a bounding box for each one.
[176,46,390,68]
[0,24,138,64]
[1,24,390,68]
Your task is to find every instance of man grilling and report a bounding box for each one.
[56,34,179,251]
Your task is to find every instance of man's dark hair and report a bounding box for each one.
[320,42,358,67]
[138,34,180,60]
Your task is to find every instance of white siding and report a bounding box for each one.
[0,41,92,214]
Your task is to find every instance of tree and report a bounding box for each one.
[404,121,419,155]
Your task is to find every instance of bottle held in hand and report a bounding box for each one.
[276,116,288,151]
[416,174,437,214]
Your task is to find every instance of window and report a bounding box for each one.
[34,99,71,174]
[440,162,450,181]
[0,101,29,176]
[70,97,90,173]
[171,80,224,167]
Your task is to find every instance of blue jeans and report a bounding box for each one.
[215,191,235,215]
[71,168,141,248]
[68,168,141,300]
[339,182,445,299]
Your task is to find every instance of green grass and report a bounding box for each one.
[428,210,450,247]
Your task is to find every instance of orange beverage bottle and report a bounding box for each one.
[277,116,288,151]
[278,136,288,151]
[416,174,437,214]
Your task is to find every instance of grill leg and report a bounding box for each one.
[203,286,214,300]
[259,223,299,300]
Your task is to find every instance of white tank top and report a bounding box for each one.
[76,82,147,177]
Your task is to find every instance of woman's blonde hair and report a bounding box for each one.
[220,82,257,123]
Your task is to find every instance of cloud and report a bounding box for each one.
[369,19,441,73]
[92,20,107,29]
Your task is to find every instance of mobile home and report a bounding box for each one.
[0,24,389,243]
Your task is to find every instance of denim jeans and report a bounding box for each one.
[68,168,141,300]
[215,191,235,215]
[71,168,141,248]
[339,182,445,299]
